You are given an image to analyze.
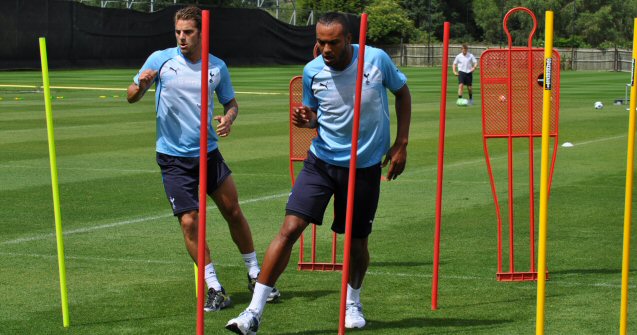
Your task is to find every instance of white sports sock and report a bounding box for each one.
[242,251,260,278]
[346,284,361,305]
[247,282,273,316]
[204,263,222,291]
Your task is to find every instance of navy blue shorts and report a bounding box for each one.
[458,71,473,86]
[286,151,381,238]
[156,149,231,216]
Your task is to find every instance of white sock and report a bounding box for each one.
[346,284,361,305]
[247,282,273,316]
[204,263,222,291]
[242,251,261,278]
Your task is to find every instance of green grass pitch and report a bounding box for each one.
[1,66,636,334]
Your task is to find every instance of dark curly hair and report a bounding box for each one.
[317,12,350,36]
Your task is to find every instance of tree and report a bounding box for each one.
[401,0,444,43]
[573,1,637,49]
[297,0,368,13]
[472,0,502,44]
[366,0,417,44]
[294,0,637,48]
[401,0,444,30]
[438,0,481,42]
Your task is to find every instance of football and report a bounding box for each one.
[594,101,604,109]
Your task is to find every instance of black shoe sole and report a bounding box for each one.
[266,291,280,302]
[225,324,243,334]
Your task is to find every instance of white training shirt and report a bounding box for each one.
[453,52,477,73]
[134,47,235,157]
[302,44,407,168]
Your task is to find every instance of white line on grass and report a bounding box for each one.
[0,164,288,193]
[0,84,43,89]
[0,84,285,95]
[364,270,636,289]
[399,134,632,183]
[457,133,627,167]
[2,251,633,289]
[0,251,182,265]
[403,133,629,177]
[0,164,157,174]
[0,192,289,246]
[568,134,627,146]
[234,91,285,95]
[368,269,481,280]
[0,164,289,178]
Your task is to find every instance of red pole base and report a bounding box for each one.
[496,271,549,282]
[297,262,343,271]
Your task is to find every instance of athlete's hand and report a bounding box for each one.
[214,115,232,137]
[382,142,407,181]
[138,70,157,91]
[292,106,317,129]
[127,70,157,103]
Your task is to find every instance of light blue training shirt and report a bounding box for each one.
[134,47,235,157]
[302,44,407,168]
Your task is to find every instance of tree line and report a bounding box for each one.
[299,0,637,49]
[77,0,637,49]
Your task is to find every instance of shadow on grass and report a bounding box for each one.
[43,279,197,329]
[367,317,511,331]
[370,261,432,267]
[228,288,338,305]
[276,317,511,335]
[549,268,622,275]
[69,312,193,327]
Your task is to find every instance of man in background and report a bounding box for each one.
[453,44,478,106]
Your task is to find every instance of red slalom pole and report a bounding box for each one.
[431,21,450,311]
[338,13,367,335]
[196,9,210,335]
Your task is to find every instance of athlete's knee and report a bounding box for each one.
[277,216,308,246]
[214,181,244,221]
[221,201,245,225]
[179,211,198,237]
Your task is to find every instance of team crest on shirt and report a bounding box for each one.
[362,69,382,87]
[207,68,220,87]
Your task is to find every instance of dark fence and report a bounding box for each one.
[383,43,633,71]
[0,1,359,69]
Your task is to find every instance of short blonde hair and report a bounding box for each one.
[175,6,201,31]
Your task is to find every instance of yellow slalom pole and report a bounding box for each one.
[39,37,70,328]
[535,11,554,335]
[619,17,637,335]
[194,263,198,298]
